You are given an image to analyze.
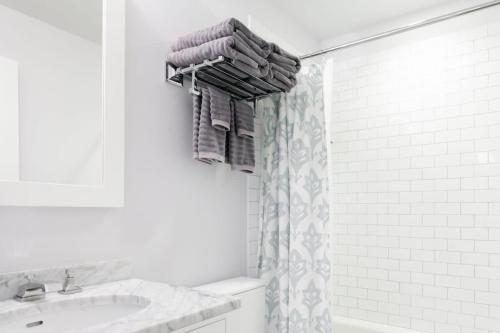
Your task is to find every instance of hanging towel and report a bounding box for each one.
[233,100,255,138]
[209,87,231,131]
[226,102,255,173]
[196,87,226,163]
[192,94,205,162]
[171,18,271,58]
[167,36,269,78]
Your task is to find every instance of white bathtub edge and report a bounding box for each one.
[333,316,424,333]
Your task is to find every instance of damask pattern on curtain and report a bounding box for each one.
[258,62,332,333]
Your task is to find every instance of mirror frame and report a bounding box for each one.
[0,0,125,207]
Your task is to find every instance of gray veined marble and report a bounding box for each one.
[0,259,132,301]
[0,279,241,332]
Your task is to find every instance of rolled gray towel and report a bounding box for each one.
[234,30,269,59]
[273,71,296,88]
[266,63,296,81]
[269,55,300,73]
[264,63,297,91]
[172,18,271,57]
[265,77,293,92]
[167,36,270,78]
[268,42,301,73]
[271,63,297,79]
[262,44,300,91]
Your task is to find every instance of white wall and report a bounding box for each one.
[320,0,494,49]
[0,56,19,182]
[327,6,500,333]
[246,111,262,278]
[0,0,315,287]
[0,4,102,185]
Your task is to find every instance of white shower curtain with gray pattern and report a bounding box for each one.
[258,62,332,333]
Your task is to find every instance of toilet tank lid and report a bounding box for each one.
[195,277,265,296]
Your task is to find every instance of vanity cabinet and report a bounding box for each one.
[175,310,239,333]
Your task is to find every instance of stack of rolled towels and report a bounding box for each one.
[167,18,301,173]
[265,43,301,92]
[167,17,301,91]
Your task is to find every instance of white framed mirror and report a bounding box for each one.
[0,0,124,207]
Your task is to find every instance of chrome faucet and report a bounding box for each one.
[58,269,82,295]
[15,275,46,302]
[15,269,83,302]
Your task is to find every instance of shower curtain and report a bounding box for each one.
[258,61,332,333]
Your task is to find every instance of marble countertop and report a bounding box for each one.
[0,279,241,332]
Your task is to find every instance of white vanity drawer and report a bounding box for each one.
[187,319,226,333]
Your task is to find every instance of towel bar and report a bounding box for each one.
[166,56,285,101]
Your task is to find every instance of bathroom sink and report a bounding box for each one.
[0,279,239,333]
[0,295,150,332]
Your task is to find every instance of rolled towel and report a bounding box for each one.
[271,62,298,80]
[269,59,299,74]
[167,36,270,78]
[268,42,301,73]
[226,102,255,173]
[209,87,231,131]
[267,63,296,83]
[273,70,296,88]
[265,77,293,92]
[233,100,254,138]
[264,63,297,92]
[196,87,227,163]
[172,18,271,58]
[234,30,269,59]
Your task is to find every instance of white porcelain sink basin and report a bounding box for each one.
[0,295,150,332]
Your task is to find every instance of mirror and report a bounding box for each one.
[0,0,124,206]
[0,0,103,185]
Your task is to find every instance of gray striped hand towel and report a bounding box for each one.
[209,87,231,131]
[196,87,226,163]
[226,102,255,173]
[233,100,255,138]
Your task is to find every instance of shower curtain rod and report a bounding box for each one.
[300,0,500,60]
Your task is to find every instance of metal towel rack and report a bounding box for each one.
[166,56,285,101]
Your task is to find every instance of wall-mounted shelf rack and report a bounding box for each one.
[166,56,285,101]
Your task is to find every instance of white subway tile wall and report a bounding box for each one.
[329,22,500,333]
[247,110,262,278]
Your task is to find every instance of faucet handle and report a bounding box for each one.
[23,273,34,282]
[64,269,74,278]
[15,275,46,302]
[58,268,82,295]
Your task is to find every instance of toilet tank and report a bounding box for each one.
[195,277,265,333]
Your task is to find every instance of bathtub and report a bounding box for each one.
[333,316,423,333]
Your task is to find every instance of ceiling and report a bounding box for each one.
[0,0,102,43]
[269,0,466,40]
